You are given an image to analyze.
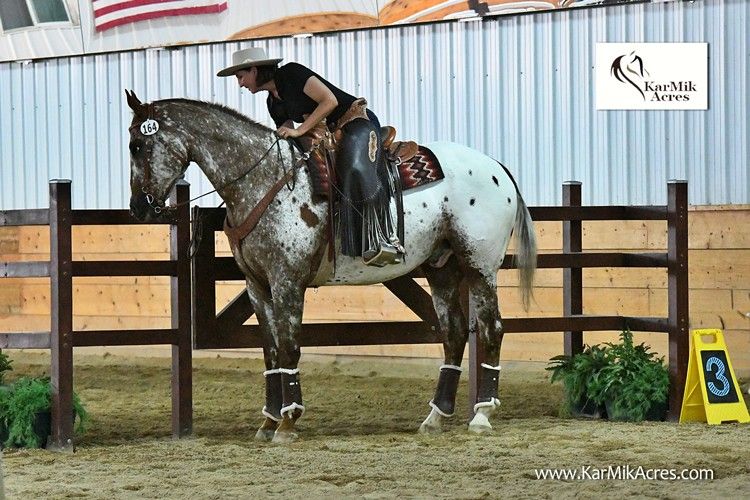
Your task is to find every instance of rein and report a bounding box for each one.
[140,136,307,215]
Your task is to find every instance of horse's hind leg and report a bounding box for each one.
[419,256,468,434]
[465,271,504,433]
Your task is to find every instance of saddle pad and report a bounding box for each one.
[397,146,444,191]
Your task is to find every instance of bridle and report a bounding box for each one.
[129,118,311,216]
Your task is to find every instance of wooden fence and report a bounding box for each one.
[0,180,192,449]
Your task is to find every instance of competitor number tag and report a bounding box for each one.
[140,119,159,136]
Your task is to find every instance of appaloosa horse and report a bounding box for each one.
[125,90,537,443]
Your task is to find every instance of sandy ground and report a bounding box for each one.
[2,351,749,499]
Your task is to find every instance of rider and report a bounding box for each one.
[217,47,404,266]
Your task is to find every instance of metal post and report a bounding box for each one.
[563,181,583,357]
[49,180,74,450]
[667,180,689,421]
[170,180,193,437]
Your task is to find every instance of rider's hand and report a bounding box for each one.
[276,126,302,139]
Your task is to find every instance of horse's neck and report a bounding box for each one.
[186,115,292,223]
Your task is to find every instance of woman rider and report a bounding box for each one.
[217,47,403,266]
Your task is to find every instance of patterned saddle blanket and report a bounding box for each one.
[396,145,444,191]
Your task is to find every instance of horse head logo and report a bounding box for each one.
[610,51,650,99]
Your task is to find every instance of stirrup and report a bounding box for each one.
[363,242,404,267]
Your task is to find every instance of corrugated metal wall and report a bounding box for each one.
[0,0,747,210]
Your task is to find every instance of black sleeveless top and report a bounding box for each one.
[267,62,357,130]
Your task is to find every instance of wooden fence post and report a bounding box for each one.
[667,180,689,421]
[49,180,74,449]
[171,180,193,437]
[563,181,583,357]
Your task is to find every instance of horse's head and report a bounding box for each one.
[125,90,190,221]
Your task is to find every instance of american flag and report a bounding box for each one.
[92,0,228,32]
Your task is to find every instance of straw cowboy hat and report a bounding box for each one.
[217,47,283,77]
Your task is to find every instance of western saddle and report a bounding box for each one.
[297,122,418,267]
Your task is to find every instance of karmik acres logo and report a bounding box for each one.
[610,51,649,99]
[610,50,697,103]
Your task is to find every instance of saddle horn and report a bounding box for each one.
[125,89,149,120]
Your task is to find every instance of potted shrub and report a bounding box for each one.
[546,344,609,418]
[588,329,669,422]
[0,350,12,384]
[0,375,88,449]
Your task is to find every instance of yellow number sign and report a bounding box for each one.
[680,329,749,424]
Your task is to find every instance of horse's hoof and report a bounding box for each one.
[468,423,493,434]
[254,428,276,442]
[272,430,299,444]
[418,422,442,434]
[468,410,494,434]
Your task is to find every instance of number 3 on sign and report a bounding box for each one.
[140,119,159,136]
[705,356,731,397]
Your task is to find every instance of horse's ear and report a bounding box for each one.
[125,89,149,119]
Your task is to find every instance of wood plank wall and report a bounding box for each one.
[1,207,748,374]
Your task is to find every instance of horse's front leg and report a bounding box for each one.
[269,282,306,444]
[242,279,283,442]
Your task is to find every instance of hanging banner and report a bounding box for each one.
[0,0,672,62]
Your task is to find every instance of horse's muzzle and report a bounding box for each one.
[129,192,154,221]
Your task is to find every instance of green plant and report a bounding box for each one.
[0,377,88,448]
[0,350,13,385]
[546,344,609,416]
[588,329,669,422]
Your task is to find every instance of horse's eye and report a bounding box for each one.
[129,140,143,156]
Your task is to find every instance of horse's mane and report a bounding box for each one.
[158,98,273,133]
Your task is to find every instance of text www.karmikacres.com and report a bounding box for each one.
[534,466,714,481]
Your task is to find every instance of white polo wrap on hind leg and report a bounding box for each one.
[279,367,305,418]
[473,363,502,414]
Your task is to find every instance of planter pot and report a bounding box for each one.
[605,399,667,422]
[571,397,605,419]
[0,411,59,449]
[644,400,667,421]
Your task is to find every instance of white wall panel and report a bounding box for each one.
[0,0,747,209]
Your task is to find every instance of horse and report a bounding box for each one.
[125,90,537,443]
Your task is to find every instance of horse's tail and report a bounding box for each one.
[513,191,537,311]
[497,162,537,311]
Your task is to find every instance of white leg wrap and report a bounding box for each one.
[480,363,501,371]
[473,397,501,414]
[263,368,281,376]
[278,367,300,375]
[280,402,305,419]
[428,400,454,418]
[440,364,463,372]
[262,407,281,422]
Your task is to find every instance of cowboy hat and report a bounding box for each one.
[217,47,283,77]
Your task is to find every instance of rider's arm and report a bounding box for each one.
[295,76,337,135]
